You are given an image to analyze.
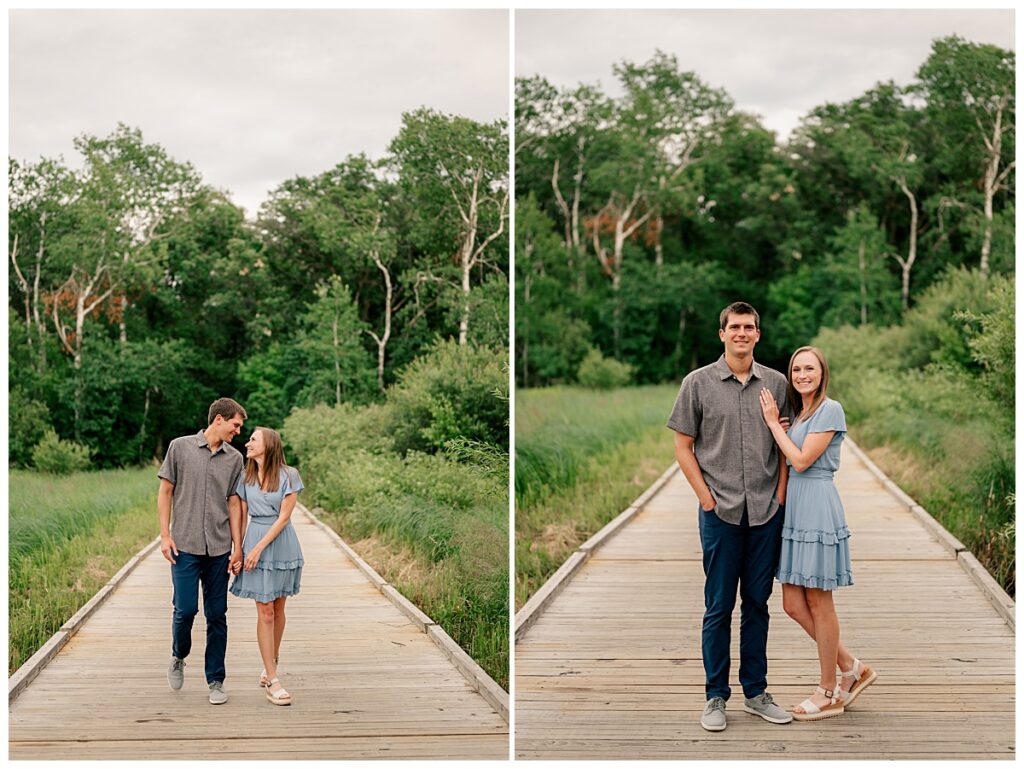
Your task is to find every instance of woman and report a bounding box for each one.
[758,346,876,721]
[229,426,304,706]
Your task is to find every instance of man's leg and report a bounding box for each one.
[199,552,231,685]
[738,506,784,698]
[699,506,743,702]
[170,552,202,661]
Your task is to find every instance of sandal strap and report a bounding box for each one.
[815,686,837,701]
[838,658,862,679]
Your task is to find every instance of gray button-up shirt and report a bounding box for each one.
[667,355,789,526]
[158,431,244,556]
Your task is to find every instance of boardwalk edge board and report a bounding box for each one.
[8,536,162,703]
[301,504,510,722]
[845,437,1014,632]
[514,463,680,641]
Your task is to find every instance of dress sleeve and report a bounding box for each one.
[235,474,248,502]
[808,399,847,434]
[666,374,701,436]
[282,467,304,496]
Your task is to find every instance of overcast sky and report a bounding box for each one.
[10,9,509,217]
[516,9,1014,141]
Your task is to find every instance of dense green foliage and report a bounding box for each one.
[515,385,677,605]
[816,270,1015,594]
[516,39,1014,382]
[283,345,509,687]
[9,113,508,467]
[9,468,156,671]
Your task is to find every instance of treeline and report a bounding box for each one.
[515,36,1014,385]
[9,109,509,467]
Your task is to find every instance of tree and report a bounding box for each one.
[390,109,509,346]
[917,36,1015,277]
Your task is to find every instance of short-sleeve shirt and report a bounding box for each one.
[667,355,789,526]
[158,431,244,556]
[788,398,847,474]
[236,467,304,521]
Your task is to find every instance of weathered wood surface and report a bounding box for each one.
[10,510,508,760]
[515,444,1015,760]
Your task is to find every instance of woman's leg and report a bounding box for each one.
[272,596,287,662]
[783,584,856,679]
[256,601,278,681]
[797,587,840,711]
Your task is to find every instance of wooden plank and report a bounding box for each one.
[515,440,1016,760]
[10,509,508,759]
[514,551,588,640]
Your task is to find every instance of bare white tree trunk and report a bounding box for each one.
[979,97,1015,278]
[893,176,918,311]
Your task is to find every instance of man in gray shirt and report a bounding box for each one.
[667,302,792,731]
[158,397,246,705]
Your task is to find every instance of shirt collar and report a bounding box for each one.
[195,430,226,454]
[715,354,763,381]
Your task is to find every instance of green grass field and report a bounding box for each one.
[9,467,158,673]
[515,385,679,608]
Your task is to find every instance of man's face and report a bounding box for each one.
[719,313,760,357]
[213,413,244,443]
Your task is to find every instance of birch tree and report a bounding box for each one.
[390,109,509,346]
[917,36,1015,277]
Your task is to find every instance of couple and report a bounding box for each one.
[668,302,877,731]
[157,397,304,706]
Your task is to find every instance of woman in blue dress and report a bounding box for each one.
[759,346,876,721]
[229,426,304,706]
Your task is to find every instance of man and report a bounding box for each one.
[666,302,792,731]
[159,398,246,705]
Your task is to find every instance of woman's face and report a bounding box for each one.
[245,429,265,460]
[790,351,823,398]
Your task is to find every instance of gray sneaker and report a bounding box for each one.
[701,696,727,731]
[208,681,229,705]
[167,656,185,690]
[743,691,793,724]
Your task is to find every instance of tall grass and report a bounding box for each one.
[285,404,509,690]
[515,385,678,607]
[9,467,157,672]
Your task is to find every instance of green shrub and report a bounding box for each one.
[31,430,92,475]
[9,387,52,467]
[576,348,634,389]
[385,340,508,455]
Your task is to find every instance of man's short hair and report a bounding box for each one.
[208,397,247,425]
[719,301,760,330]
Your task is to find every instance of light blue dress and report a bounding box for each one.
[777,398,853,590]
[229,467,304,602]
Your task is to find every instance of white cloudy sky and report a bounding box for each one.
[10,9,509,217]
[516,9,1015,141]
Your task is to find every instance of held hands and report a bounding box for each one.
[228,550,243,576]
[160,535,179,565]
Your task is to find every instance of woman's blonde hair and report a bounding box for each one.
[244,426,288,492]
[787,346,830,424]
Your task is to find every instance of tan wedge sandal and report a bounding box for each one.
[259,657,279,687]
[837,658,877,706]
[792,686,844,721]
[265,677,292,706]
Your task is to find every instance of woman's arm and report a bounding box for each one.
[244,492,298,571]
[759,388,835,473]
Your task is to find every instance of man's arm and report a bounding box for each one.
[674,431,716,511]
[775,447,788,504]
[228,494,244,574]
[158,479,178,564]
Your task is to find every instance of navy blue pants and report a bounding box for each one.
[698,504,784,701]
[171,551,230,685]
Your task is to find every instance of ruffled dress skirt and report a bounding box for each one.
[777,468,853,590]
[230,515,303,602]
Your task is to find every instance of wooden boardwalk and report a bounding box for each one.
[515,442,1015,760]
[10,508,508,760]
